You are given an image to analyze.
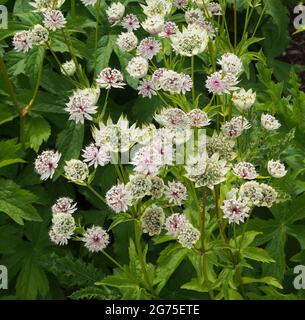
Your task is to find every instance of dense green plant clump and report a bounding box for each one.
[0,0,305,300]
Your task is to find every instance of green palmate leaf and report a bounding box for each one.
[24,46,45,87]
[41,252,104,287]
[242,247,275,263]
[0,138,25,168]
[24,117,51,152]
[91,35,116,74]
[55,121,84,179]
[16,256,49,300]
[242,276,283,289]
[248,194,305,281]
[97,268,139,289]
[114,47,139,89]
[70,286,120,300]
[108,213,134,231]
[0,179,41,224]
[181,277,208,293]
[154,243,188,294]
[0,104,18,126]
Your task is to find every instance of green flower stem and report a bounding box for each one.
[233,0,237,49]
[86,184,106,204]
[71,0,76,18]
[93,0,101,79]
[62,29,89,87]
[251,4,267,40]
[214,185,228,243]
[134,221,157,297]
[47,43,79,86]
[200,187,215,300]
[99,89,110,121]
[114,164,125,183]
[0,58,21,115]
[102,250,125,271]
[22,48,46,116]
[191,56,195,105]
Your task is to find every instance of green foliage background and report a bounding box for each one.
[0,0,305,300]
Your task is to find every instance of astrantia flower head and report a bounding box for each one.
[171,24,208,57]
[233,162,258,180]
[142,205,165,236]
[177,224,200,249]
[141,0,172,17]
[267,160,287,178]
[149,176,164,198]
[218,53,243,76]
[186,153,230,189]
[30,0,65,12]
[207,2,222,16]
[188,109,210,127]
[13,31,33,53]
[50,213,75,245]
[185,8,204,25]
[165,213,188,237]
[222,198,250,224]
[96,67,126,89]
[52,197,77,215]
[43,10,66,31]
[93,116,139,152]
[116,32,138,52]
[50,212,75,246]
[121,13,140,31]
[80,0,97,6]
[160,22,178,37]
[60,60,76,76]
[205,71,239,95]
[65,90,98,124]
[83,226,110,252]
[30,24,49,45]
[155,108,189,128]
[126,174,152,200]
[207,134,236,161]
[131,145,162,176]
[137,37,161,60]
[106,2,125,25]
[82,143,111,168]
[64,159,89,183]
[232,88,256,111]
[221,116,251,138]
[126,57,149,79]
[165,181,188,206]
[261,114,281,131]
[239,181,278,208]
[106,184,132,213]
[180,74,193,94]
[174,0,188,9]
[142,15,165,35]
[35,150,61,180]
[138,78,157,99]
[159,70,184,94]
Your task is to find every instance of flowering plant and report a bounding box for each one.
[1,0,305,300]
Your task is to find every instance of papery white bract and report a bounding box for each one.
[35,150,61,180]
[13,31,33,53]
[122,13,140,31]
[52,197,77,215]
[64,159,89,182]
[82,143,111,168]
[43,10,66,31]
[117,32,138,52]
[268,160,287,178]
[233,162,258,180]
[261,114,281,131]
[83,226,110,252]
[106,184,132,213]
[96,67,126,89]
[126,57,149,79]
[165,181,188,206]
